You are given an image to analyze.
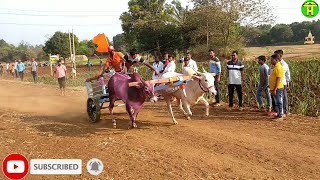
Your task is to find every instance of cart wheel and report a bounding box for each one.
[87,98,101,123]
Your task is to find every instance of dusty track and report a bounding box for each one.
[0,80,319,179]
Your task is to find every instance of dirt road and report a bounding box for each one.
[0,80,319,179]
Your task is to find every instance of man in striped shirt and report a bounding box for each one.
[227,51,245,110]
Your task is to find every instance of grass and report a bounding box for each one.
[31,70,100,87]
[77,59,101,66]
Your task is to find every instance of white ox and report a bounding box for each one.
[159,67,217,124]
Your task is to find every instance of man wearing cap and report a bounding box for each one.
[100,46,125,74]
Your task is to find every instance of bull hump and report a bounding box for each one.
[130,73,143,83]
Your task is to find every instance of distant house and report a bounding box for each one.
[304,31,315,44]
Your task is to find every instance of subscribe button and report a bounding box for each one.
[30,159,82,175]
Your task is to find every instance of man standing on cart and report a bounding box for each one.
[92,47,159,83]
[100,46,125,74]
[122,49,160,77]
[87,46,122,83]
[100,47,159,77]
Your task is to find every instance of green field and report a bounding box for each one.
[77,58,101,65]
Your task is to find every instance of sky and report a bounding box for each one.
[0,0,319,46]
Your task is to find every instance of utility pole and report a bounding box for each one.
[206,0,210,48]
[49,53,53,76]
[207,19,209,48]
[72,29,77,77]
[68,31,72,63]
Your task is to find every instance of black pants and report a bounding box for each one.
[58,77,66,88]
[214,76,221,103]
[31,71,37,83]
[18,71,24,81]
[228,84,243,107]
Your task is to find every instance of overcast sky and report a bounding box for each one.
[0,0,319,46]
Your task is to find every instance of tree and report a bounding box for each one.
[118,0,275,57]
[43,31,79,58]
[190,0,274,54]
[310,19,320,41]
[120,0,179,54]
[77,40,93,56]
[16,41,35,61]
[269,24,294,43]
[290,21,312,42]
[0,39,13,62]
[113,33,127,52]
[243,26,262,45]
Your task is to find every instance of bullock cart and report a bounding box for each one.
[85,73,193,123]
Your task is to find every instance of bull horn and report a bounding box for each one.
[194,71,201,76]
[134,82,143,88]
[202,67,207,73]
[192,75,201,80]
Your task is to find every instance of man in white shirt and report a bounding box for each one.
[274,50,291,115]
[6,63,9,76]
[182,52,198,72]
[162,55,176,74]
[14,60,18,78]
[152,56,164,80]
[31,58,38,83]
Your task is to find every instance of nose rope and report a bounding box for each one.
[198,81,208,93]
[198,81,215,93]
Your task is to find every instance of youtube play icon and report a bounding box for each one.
[2,154,29,179]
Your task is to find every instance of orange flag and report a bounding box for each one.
[92,33,110,53]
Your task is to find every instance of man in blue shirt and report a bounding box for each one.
[87,60,93,73]
[208,49,221,106]
[256,55,272,112]
[16,60,25,81]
